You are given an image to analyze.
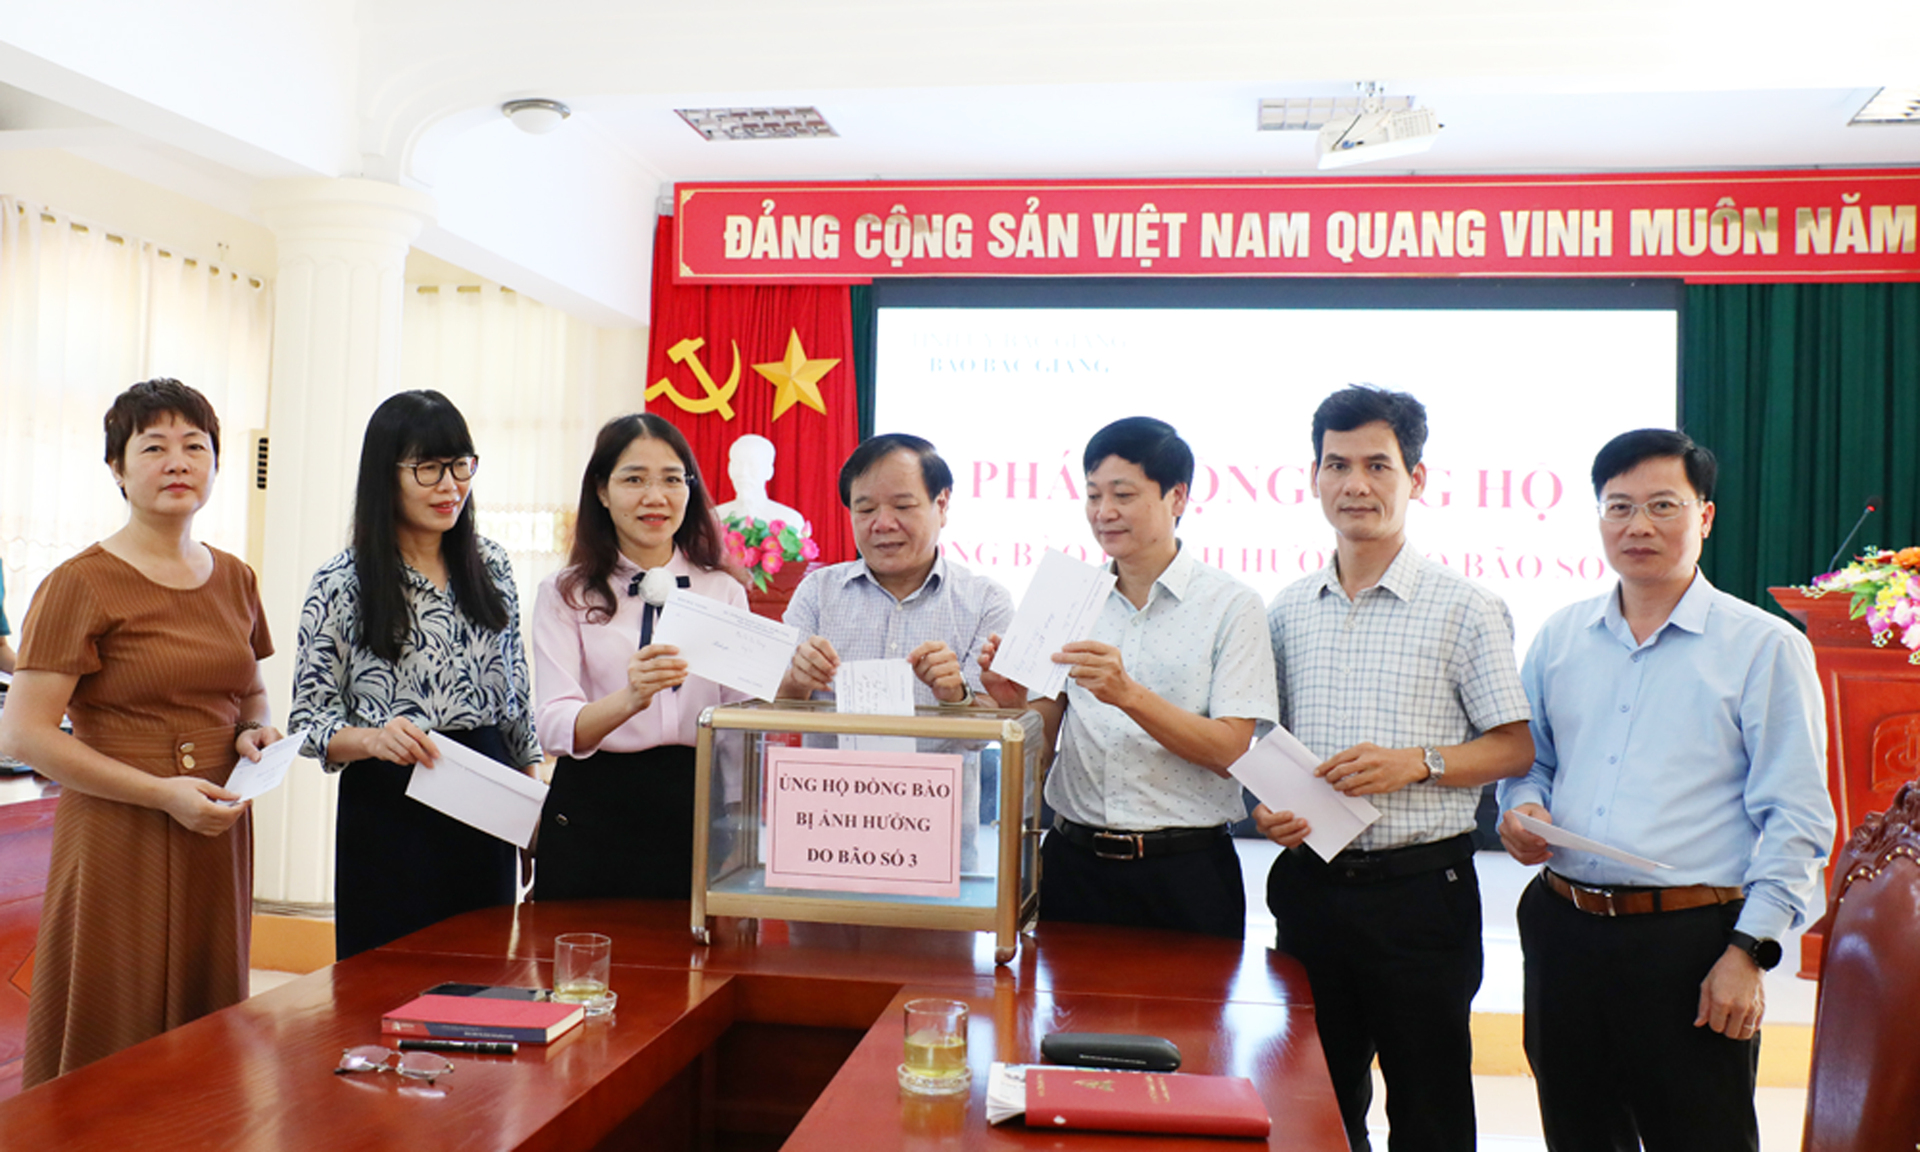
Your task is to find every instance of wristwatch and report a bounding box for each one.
[1420,746,1446,782]
[1728,931,1782,971]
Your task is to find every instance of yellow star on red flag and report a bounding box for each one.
[752,329,839,420]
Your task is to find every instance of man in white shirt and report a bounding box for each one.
[982,416,1277,939]
[1256,385,1533,1152]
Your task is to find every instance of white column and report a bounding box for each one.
[250,178,435,908]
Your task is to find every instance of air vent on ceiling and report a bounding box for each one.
[676,107,837,141]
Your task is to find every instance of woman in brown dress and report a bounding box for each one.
[0,379,280,1087]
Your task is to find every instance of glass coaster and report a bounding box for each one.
[898,1063,970,1095]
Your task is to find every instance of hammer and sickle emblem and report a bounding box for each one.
[646,337,740,420]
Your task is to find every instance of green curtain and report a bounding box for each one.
[850,284,876,441]
[1683,282,1920,615]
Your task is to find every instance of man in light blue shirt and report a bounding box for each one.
[779,433,1014,871]
[1498,429,1834,1152]
[778,433,1011,708]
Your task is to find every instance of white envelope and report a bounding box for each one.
[404,737,549,849]
[835,659,916,753]
[991,549,1115,699]
[1514,812,1672,872]
[651,589,801,701]
[222,727,310,804]
[1228,725,1381,860]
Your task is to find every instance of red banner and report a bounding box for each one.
[673,170,1920,285]
[646,216,858,566]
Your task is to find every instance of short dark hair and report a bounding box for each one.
[559,414,731,623]
[1311,385,1428,470]
[839,433,954,506]
[350,390,507,662]
[1082,416,1193,494]
[104,378,221,469]
[1590,429,1717,502]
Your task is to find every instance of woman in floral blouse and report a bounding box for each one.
[290,390,539,958]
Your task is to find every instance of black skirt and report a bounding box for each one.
[333,726,518,960]
[531,744,699,902]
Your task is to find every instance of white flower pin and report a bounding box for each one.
[639,567,677,607]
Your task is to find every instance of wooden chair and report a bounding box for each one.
[1802,780,1920,1151]
[0,797,58,1101]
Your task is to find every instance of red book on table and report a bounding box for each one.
[1024,1067,1272,1138]
[382,994,584,1044]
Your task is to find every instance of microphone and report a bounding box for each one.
[1827,495,1883,572]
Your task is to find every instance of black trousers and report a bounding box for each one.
[1517,875,1760,1152]
[1039,829,1246,940]
[532,745,699,902]
[334,726,518,960]
[1267,846,1482,1152]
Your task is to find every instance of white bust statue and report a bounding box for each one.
[714,434,808,529]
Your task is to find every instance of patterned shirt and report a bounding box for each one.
[1045,545,1279,830]
[1269,545,1531,852]
[783,554,1013,705]
[290,541,540,770]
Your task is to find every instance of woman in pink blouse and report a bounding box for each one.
[530,414,748,899]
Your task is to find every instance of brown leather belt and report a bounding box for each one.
[1544,870,1743,917]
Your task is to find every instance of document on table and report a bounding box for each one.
[222,728,310,804]
[405,737,549,849]
[834,659,916,753]
[1513,812,1672,872]
[990,549,1115,699]
[652,590,801,701]
[1228,725,1381,860]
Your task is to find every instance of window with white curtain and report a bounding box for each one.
[0,196,272,623]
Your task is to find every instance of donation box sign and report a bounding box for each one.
[764,746,965,898]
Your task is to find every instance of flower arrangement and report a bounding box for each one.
[722,514,820,592]
[1807,547,1920,663]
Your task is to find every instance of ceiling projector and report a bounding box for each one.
[1316,104,1442,169]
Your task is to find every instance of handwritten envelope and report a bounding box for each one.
[834,659,917,753]
[991,549,1115,698]
[652,590,802,701]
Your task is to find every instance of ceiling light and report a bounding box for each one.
[1312,83,1442,169]
[1850,87,1920,125]
[502,99,571,135]
[676,107,837,142]
[1259,94,1414,132]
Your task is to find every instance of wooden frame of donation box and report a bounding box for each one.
[691,701,1046,964]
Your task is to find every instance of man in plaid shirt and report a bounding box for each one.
[1255,385,1533,1152]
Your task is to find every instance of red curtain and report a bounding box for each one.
[646,215,858,564]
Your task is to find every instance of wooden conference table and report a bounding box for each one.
[0,900,1347,1151]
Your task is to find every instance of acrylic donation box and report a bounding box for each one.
[691,701,1046,963]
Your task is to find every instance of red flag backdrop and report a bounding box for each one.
[646,215,858,565]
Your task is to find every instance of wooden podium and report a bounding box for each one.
[1770,588,1920,978]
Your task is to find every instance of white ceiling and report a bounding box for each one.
[582,82,1919,183]
[2,1,1917,324]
